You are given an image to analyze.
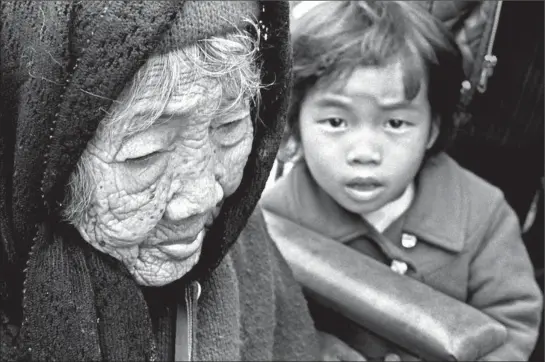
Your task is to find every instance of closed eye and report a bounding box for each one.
[125,150,162,164]
[212,116,249,146]
[216,118,243,133]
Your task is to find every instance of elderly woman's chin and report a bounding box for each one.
[131,241,204,286]
[84,230,205,286]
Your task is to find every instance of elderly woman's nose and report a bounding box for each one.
[163,181,224,222]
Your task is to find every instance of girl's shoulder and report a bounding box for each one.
[413,153,514,249]
[420,153,506,209]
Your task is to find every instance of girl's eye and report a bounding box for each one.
[386,119,410,130]
[323,118,346,128]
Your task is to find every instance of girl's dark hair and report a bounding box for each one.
[285,1,465,157]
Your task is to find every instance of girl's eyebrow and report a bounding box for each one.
[379,100,412,110]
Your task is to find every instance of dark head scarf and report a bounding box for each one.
[0,1,291,360]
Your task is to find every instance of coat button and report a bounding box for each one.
[401,233,417,248]
[390,260,408,275]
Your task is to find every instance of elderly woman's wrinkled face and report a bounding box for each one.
[64,35,259,286]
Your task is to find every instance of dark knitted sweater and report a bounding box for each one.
[0,1,319,360]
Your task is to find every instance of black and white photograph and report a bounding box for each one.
[1,1,543,361]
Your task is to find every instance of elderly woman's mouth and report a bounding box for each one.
[156,229,205,259]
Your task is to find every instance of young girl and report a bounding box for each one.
[261,1,542,360]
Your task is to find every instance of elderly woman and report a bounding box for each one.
[0,1,319,360]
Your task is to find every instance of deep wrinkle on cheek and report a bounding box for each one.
[115,154,170,195]
[106,183,158,217]
[97,195,165,245]
[100,161,167,208]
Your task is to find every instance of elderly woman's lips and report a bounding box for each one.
[157,230,205,259]
[160,234,200,246]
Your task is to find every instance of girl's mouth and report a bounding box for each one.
[345,178,384,201]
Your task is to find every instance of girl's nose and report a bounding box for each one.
[346,131,382,166]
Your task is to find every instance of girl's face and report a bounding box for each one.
[298,61,438,217]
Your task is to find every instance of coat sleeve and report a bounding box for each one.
[270,233,321,361]
[467,197,543,361]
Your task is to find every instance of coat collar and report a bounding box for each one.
[403,153,467,253]
[261,153,467,253]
